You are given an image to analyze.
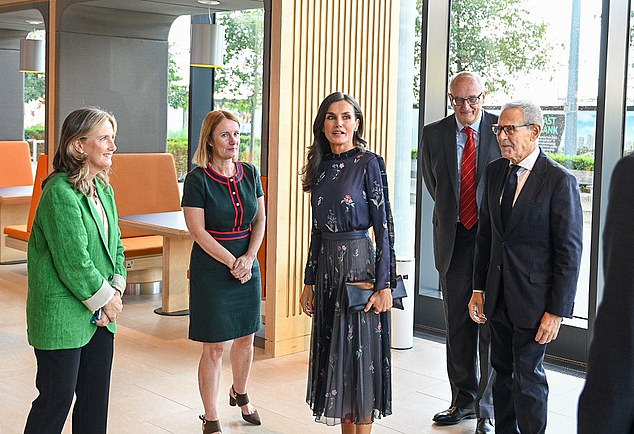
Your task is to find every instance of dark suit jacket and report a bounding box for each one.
[578,154,634,434]
[421,111,501,275]
[473,150,583,328]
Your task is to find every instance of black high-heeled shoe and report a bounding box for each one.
[199,415,221,434]
[229,385,261,425]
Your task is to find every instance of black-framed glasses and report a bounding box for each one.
[491,123,534,135]
[449,92,483,106]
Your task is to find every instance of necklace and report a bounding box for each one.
[91,191,106,223]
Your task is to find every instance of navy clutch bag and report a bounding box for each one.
[345,275,407,313]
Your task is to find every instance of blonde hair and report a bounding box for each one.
[192,110,241,167]
[46,107,117,195]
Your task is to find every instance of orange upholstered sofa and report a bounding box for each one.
[0,140,34,188]
[5,153,182,290]
[109,153,182,287]
[3,154,46,253]
[0,141,35,262]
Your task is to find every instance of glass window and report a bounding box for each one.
[443,0,601,323]
[23,27,46,163]
[214,9,265,169]
[167,9,265,180]
[168,15,192,181]
[625,6,634,155]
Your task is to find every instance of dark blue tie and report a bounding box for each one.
[501,165,520,230]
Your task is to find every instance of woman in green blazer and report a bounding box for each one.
[24,108,126,434]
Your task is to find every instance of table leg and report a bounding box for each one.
[154,235,193,316]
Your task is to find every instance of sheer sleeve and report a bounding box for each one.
[303,218,322,285]
[375,154,397,289]
[365,155,391,290]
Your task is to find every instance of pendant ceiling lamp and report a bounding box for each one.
[190,22,225,68]
[19,38,45,73]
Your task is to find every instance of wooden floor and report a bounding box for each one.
[0,262,583,434]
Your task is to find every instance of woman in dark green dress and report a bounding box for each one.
[182,110,265,434]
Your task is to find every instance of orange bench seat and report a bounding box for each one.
[4,224,28,241]
[5,226,163,259]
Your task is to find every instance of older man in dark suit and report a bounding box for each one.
[578,154,634,434]
[421,71,499,433]
[469,100,583,434]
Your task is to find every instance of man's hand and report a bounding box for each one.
[468,292,487,324]
[535,312,563,344]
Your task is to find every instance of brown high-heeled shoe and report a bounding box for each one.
[229,385,261,425]
[199,415,221,433]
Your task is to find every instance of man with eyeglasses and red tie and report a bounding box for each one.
[421,71,499,434]
[469,100,582,434]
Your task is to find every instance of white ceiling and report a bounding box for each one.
[0,0,263,32]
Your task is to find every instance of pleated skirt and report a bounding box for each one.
[306,235,392,425]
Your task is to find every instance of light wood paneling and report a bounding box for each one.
[266,0,400,356]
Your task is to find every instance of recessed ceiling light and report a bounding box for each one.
[197,0,221,5]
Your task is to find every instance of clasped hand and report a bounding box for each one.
[231,254,254,284]
[94,291,123,327]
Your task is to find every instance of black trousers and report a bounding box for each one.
[490,291,548,434]
[440,223,494,417]
[24,327,114,434]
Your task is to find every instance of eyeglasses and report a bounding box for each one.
[449,92,483,106]
[491,123,534,135]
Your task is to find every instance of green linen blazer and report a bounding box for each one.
[26,172,127,350]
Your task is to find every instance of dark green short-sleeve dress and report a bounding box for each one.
[181,162,263,342]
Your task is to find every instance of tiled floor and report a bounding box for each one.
[0,262,583,433]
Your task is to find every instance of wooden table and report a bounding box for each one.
[119,211,192,316]
[0,185,32,263]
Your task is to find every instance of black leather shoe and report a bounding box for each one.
[432,406,476,425]
[475,418,494,434]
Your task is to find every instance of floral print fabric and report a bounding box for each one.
[304,147,393,425]
[304,148,391,290]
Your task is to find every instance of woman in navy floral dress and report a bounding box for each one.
[300,92,395,433]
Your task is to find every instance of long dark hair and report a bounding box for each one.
[300,92,367,192]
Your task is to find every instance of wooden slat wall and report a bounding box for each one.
[266,0,400,356]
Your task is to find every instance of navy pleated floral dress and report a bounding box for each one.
[304,147,394,425]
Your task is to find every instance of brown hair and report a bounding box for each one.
[192,110,241,167]
[300,92,366,192]
[46,107,117,194]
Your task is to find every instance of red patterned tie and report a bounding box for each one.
[459,126,477,229]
